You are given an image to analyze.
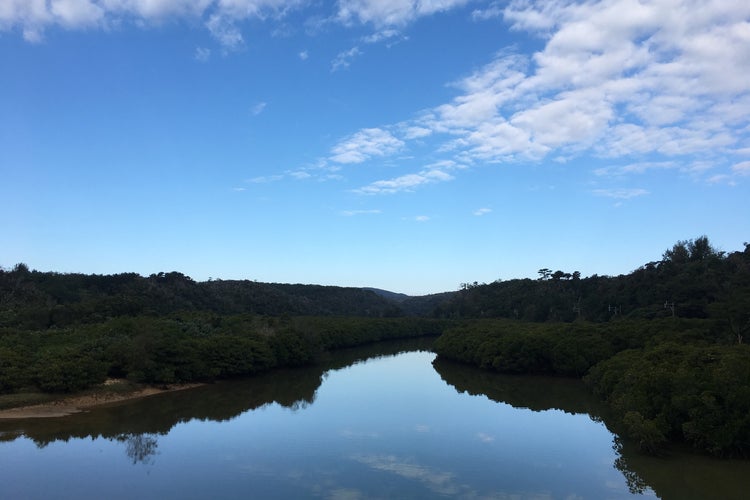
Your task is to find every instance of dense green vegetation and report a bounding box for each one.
[0,268,404,330]
[3,235,750,458]
[0,314,445,393]
[433,236,750,328]
[0,265,443,393]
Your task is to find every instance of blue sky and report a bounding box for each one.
[2,0,749,295]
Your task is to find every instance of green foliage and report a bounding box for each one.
[33,347,108,393]
[434,319,656,376]
[0,312,446,393]
[0,269,403,330]
[433,236,749,324]
[585,344,750,457]
[622,411,667,455]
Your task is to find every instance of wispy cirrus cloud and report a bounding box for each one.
[2,0,474,46]
[329,128,404,164]
[354,169,453,195]
[593,161,677,177]
[732,161,750,176]
[402,126,432,140]
[592,188,649,200]
[194,46,211,62]
[340,209,381,216]
[247,174,284,183]
[336,0,471,28]
[330,46,362,72]
[1,0,300,46]
[251,101,267,116]
[333,28,408,69]
[473,208,492,216]
[476,432,495,443]
[361,28,403,44]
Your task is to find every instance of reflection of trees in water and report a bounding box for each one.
[0,338,437,454]
[612,438,649,495]
[433,357,655,496]
[118,433,159,465]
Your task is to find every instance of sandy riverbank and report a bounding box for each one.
[0,380,203,419]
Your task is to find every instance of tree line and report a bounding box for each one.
[0,313,446,394]
[431,236,750,332]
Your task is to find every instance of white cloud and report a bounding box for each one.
[288,170,311,179]
[732,161,750,176]
[592,188,649,200]
[336,0,470,28]
[340,209,382,216]
[247,174,283,183]
[706,174,732,185]
[331,46,362,72]
[330,128,404,164]
[51,0,105,28]
[403,126,432,140]
[476,432,495,442]
[355,168,453,195]
[1,0,298,47]
[205,12,244,49]
[7,0,749,191]
[424,159,464,171]
[251,101,267,116]
[361,28,401,43]
[101,0,213,19]
[413,215,430,222]
[472,2,503,21]
[395,0,750,183]
[298,49,308,60]
[194,46,211,62]
[593,161,677,177]
[473,208,492,216]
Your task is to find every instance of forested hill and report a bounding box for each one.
[432,237,750,331]
[0,268,404,329]
[3,236,749,330]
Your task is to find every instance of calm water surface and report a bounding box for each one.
[1,339,748,499]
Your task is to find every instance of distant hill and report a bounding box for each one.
[400,292,458,317]
[3,236,747,328]
[431,237,750,325]
[362,288,460,317]
[0,268,404,330]
[362,288,411,302]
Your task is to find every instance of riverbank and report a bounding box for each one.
[0,379,203,419]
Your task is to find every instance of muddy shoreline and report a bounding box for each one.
[0,381,203,419]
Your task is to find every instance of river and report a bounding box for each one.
[1,338,748,499]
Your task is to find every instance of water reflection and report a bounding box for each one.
[432,357,604,416]
[119,433,159,465]
[614,439,650,495]
[1,337,749,499]
[350,454,459,496]
[433,356,750,500]
[0,338,435,449]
